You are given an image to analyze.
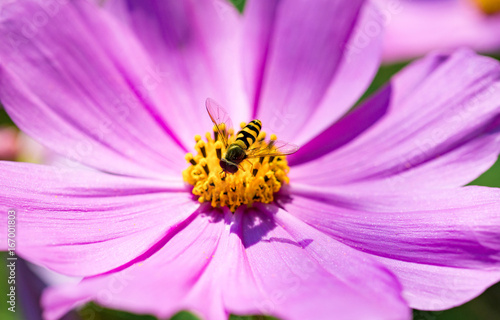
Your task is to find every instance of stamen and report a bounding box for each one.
[185,153,197,165]
[215,141,223,160]
[183,126,291,212]
[268,134,277,149]
[220,123,226,139]
[213,126,219,142]
[205,132,212,142]
[196,140,207,158]
[257,131,266,142]
[252,162,261,176]
[200,158,210,175]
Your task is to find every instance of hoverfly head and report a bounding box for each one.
[220,158,239,174]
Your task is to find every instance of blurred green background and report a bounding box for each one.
[1,0,499,319]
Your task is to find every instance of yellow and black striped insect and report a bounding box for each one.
[206,98,299,174]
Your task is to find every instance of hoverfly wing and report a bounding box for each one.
[246,140,299,159]
[206,98,234,148]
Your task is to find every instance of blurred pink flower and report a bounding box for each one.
[375,0,500,62]
[0,1,499,320]
[0,126,19,160]
[0,124,47,162]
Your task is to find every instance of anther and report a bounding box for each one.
[220,123,226,138]
[200,158,210,175]
[258,131,266,142]
[240,122,246,129]
[185,153,197,165]
[268,134,277,149]
[252,162,261,176]
[213,125,219,141]
[195,135,202,142]
[196,140,207,158]
[264,173,271,183]
[215,141,223,160]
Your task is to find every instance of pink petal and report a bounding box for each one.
[286,185,500,310]
[0,161,197,277]
[104,0,249,143]
[42,210,227,320]
[0,0,187,178]
[228,206,410,320]
[374,0,500,62]
[244,0,379,144]
[291,49,500,191]
[296,2,385,143]
[42,207,410,320]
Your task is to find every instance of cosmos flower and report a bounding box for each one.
[0,1,499,320]
[375,0,500,62]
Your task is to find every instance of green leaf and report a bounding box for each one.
[229,0,246,13]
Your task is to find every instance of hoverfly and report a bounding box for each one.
[206,98,299,174]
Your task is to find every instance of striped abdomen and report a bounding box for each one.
[235,120,262,150]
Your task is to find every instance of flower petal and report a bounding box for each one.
[293,2,385,144]
[291,49,500,190]
[104,0,249,142]
[374,0,500,62]
[286,185,500,310]
[0,0,187,178]
[41,210,227,320]
[42,207,410,320]
[0,161,197,277]
[225,206,410,320]
[244,0,376,144]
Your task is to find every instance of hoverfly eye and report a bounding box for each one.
[228,165,238,174]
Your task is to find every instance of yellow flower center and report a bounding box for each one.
[471,0,500,14]
[182,123,291,212]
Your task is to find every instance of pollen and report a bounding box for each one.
[182,126,291,212]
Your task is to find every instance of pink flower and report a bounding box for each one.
[0,123,45,162]
[0,126,19,160]
[0,1,499,320]
[375,0,500,62]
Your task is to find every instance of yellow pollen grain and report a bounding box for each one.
[471,0,500,14]
[182,127,291,212]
